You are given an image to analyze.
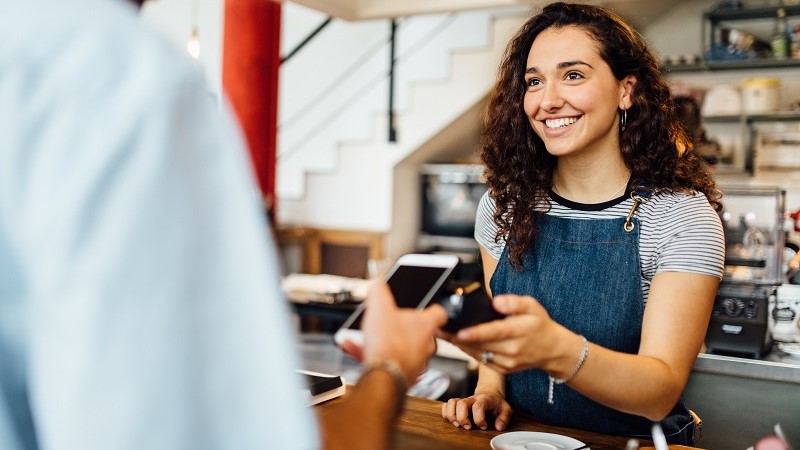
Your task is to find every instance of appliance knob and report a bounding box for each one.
[722,298,745,317]
[745,300,759,319]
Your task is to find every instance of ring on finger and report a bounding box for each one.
[480,351,495,365]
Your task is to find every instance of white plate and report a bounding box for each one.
[490,431,587,450]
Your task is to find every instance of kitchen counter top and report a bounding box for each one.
[686,348,800,447]
[694,347,800,383]
[316,389,696,450]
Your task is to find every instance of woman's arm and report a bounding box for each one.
[567,271,718,420]
[479,246,499,296]
[451,271,718,421]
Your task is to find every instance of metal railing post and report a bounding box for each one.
[388,18,398,143]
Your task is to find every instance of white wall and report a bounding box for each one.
[276,10,525,253]
[643,0,713,59]
[276,5,508,199]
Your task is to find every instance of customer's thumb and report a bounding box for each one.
[423,303,449,328]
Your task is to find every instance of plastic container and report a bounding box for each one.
[743,77,781,114]
[701,84,742,116]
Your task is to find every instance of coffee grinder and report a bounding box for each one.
[706,186,785,358]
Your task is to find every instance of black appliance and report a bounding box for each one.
[418,164,487,251]
[706,186,785,358]
[707,284,775,358]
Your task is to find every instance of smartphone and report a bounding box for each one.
[437,281,505,333]
[333,253,460,347]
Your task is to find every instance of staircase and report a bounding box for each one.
[277,9,526,236]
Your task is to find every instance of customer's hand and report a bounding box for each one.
[442,392,512,431]
[343,282,448,386]
[443,294,573,374]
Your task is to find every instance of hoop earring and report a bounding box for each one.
[620,109,627,132]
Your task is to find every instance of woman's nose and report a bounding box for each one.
[539,83,564,111]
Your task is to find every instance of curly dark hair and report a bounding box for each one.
[481,2,722,268]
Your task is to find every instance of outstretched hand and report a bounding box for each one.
[344,282,448,386]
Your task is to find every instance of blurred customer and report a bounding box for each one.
[0,1,445,449]
[674,95,722,169]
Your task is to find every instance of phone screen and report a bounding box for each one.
[344,264,450,330]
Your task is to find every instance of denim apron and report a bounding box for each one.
[489,198,695,445]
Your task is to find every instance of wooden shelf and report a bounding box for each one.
[704,4,800,22]
[702,112,800,123]
[663,58,800,73]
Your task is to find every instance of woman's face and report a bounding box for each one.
[523,26,635,159]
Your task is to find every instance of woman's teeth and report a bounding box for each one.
[545,117,578,129]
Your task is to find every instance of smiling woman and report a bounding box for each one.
[523,26,635,167]
[440,2,725,446]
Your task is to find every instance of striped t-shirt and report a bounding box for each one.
[475,189,725,302]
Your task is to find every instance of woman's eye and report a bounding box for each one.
[526,78,541,88]
[566,71,584,81]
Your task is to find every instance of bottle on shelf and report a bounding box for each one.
[791,24,800,59]
[771,7,790,59]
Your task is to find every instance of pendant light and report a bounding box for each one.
[186,0,200,59]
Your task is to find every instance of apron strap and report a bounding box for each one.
[623,186,652,233]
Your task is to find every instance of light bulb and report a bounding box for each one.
[187,27,200,59]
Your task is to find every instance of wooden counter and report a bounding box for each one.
[317,392,697,450]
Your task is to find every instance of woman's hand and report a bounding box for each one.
[444,294,575,376]
[441,392,513,431]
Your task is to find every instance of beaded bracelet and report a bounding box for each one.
[547,335,589,405]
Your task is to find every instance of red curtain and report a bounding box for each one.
[222,0,281,221]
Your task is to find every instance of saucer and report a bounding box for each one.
[490,431,587,450]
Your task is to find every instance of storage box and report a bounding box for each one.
[742,77,781,114]
[756,131,800,171]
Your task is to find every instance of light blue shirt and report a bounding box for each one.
[0,0,318,448]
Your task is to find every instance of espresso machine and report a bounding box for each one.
[706,186,785,358]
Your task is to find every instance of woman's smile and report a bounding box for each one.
[544,116,581,129]
[523,26,632,158]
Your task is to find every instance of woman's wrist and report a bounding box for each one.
[547,335,589,405]
[549,335,589,382]
[546,328,587,379]
[475,365,506,397]
[474,383,505,397]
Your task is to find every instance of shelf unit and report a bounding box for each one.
[661,3,800,74]
[701,113,800,174]
[703,112,800,123]
[663,58,800,73]
[703,4,800,62]
[663,5,800,73]
[663,5,800,175]
[705,4,800,22]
